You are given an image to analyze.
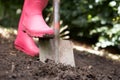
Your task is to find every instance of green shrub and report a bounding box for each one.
[60,0,120,48]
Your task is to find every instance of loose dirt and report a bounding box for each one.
[0,35,120,80]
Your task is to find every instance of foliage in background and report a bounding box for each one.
[60,0,120,48]
[0,0,23,28]
[0,0,120,48]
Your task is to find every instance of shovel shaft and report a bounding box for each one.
[53,0,60,63]
[53,0,60,37]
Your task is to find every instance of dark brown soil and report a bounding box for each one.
[0,35,120,80]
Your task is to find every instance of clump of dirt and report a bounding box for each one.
[0,35,120,80]
[32,59,96,80]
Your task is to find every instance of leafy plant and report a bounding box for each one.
[60,0,120,48]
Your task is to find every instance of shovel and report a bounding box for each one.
[39,0,75,66]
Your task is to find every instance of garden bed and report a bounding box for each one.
[0,33,120,80]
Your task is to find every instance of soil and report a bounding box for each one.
[0,35,120,80]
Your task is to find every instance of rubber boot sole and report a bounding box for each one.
[15,44,39,57]
[23,27,54,39]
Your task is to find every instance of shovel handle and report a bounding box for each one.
[53,0,60,37]
[53,0,60,63]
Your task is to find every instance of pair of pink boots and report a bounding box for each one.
[14,0,54,56]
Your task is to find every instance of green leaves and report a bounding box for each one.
[60,0,120,48]
[0,0,23,28]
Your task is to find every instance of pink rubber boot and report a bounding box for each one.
[22,0,54,37]
[14,3,39,56]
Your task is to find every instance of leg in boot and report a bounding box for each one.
[23,0,54,37]
[14,3,39,56]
